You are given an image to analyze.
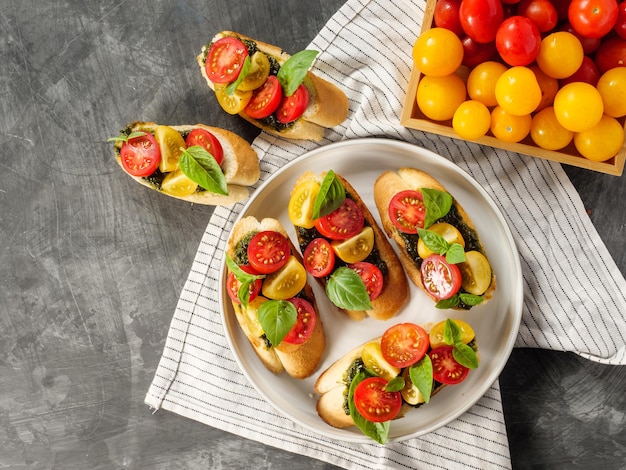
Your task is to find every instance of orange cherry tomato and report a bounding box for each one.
[495,66,542,115]
[553,82,604,132]
[574,114,625,161]
[490,106,532,142]
[530,107,574,150]
[416,73,467,121]
[536,31,584,79]
[413,27,464,76]
[453,100,491,140]
[466,61,508,107]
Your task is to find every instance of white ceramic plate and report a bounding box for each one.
[218,138,523,443]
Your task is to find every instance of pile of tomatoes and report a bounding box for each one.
[412,0,626,162]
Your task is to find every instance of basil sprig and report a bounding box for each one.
[422,188,453,228]
[417,228,466,265]
[107,130,146,144]
[277,50,319,96]
[408,355,433,404]
[348,370,390,445]
[225,256,265,308]
[257,300,297,347]
[179,145,228,195]
[325,266,372,311]
[312,170,345,219]
[444,319,479,369]
[435,292,484,309]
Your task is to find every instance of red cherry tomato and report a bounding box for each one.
[185,128,224,166]
[568,0,619,39]
[247,230,290,274]
[429,345,470,385]
[595,36,626,72]
[206,36,249,84]
[459,0,505,44]
[119,132,161,177]
[226,264,262,304]
[353,377,402,423]
[381,323,430,368]
[560,55,601,85]
[560,21,603,54]
[420,254,462,301]
[517,0,559,32]
[552,0,574,21]
[495,15,542,66]
[616,1,626,39]
[303,237,335,278]
[244,75,283,119]
[388,189,426,234]
[461,36,498,67]
[349,261,384,300]
[314,198,365,240]
[276,83,310,124]
[283,297,317,345]
[434,0,464,36]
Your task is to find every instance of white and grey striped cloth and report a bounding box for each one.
[145,0,626,468]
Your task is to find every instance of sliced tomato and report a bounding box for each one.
[214,84,253,114]
[314,198,365,240]
[261,256,307,300]
[388,190,426,234]
[244,75,283,119]
[247,230,290,274]
[276,84,310,123]
[206,36,249,84]
[429,345,469,385]
[420,254,462,300]
[349,261,384,300]
[283,297,317,345]
[226,264,262,304]
[303,238,335,278]
[380,323,430,368]
[185,128,224,166]
[353,377,402,423]
[119,132,161,177]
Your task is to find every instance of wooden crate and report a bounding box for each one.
[400,0,626,176]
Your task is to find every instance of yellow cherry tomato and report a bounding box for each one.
[417,222,466,259]
[416,73,466,121]
[553,82,604,132]
[331,226,374,264]
[361,340,400,381]
[261,256,307,300]
[530,107,574,151]
[242,296,268,338]
[574,115,625,162]
[155,125,186,172]
[237,51,270,91]
[288,180,320,228]
[466,61,508,107]
[596,67,626,118]
[428,319,475,349]
[214,84,253,114]
[495,66,542,116]
[401,368,425,405]
[530,65,559,112]
[536,31,584,79]
[459,250,492,296]
[412,27,464,77]
[161,169,198,197]
[490,106,532,143]
[452,100,491,140]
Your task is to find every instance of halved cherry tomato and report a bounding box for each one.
[206,36,249,84]
[120,132,161,177]
[361,340,401,381]
[331,226,374,264]
[244,75,283,119]
[237,51,270,91]
[420,254,462,300]
[247,230,290,274]
[303,238,335,278]
[381,323,430,368]
[276,84,310,124]
[155,125,185,173]
[429,345,470,385]
[417,222,465,260]
[314,198,364,240]
[261,256,307,300]
[226,264,262,304]
[349,261,384,300]
[388,190,426,234]
[353,377,402,423]
[288,180,320,229]
[282,297,316,345]
[185,128,224,166]
[429,319,475,349]
[214,84,252,114]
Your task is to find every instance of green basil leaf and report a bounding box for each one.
[257,300,297,347]
[312,170,345,219]
[326,267,372,311]
[409,355,433,404]
[422,188,453,228]
[179,145,228,195]
[417,228,449,255]
[435,295,459,309]
[225,55,251,95]
[107,130,146,143]
[225,255,265,308]
[453,342,479,369]
[445,243,466,264]
[385,376,405,393]
[277,49,318,96]
[348,370,389,444]
[459,292,484,306]
[444,318,462,345]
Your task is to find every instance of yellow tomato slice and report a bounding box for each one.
[161,169,198,197]
[237,51,270,91]
[288,180,320,229]
[331,226,374,263]
[155,125,186,172]
[428,319,475,349]
[361,340,400,381]
[261,256,307,300]
[243,296,268,339]
[214,84,252,115]
[401,367,425,405]
[417,222,465,259]
[459,250,492,295]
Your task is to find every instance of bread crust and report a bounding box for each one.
[113,121,259,205]
[197,31,349,141]
[373,168,496,308]
[225,216,325,379]
[291,171,409,321]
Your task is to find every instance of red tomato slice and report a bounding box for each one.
[283,297,317,345]
[226,264,262,304]
[349,261,384,300]
[353,377,402,423]
[314,198,365,240]
[185,128,224,166]
[429,345,469,385]
[247,230,291,274]
[380,323,430,368]
[303,237,335,278]
[120,132,161,177]
[388,190,426,234]
[276,83,310,123]
[420,254,462,300]
[206,36,249,84]
[244,75,283,119]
